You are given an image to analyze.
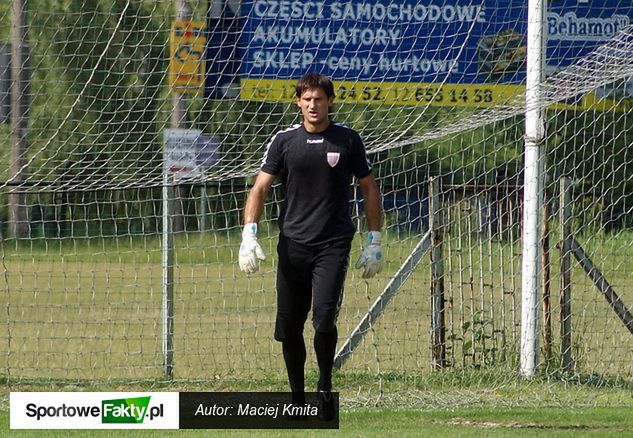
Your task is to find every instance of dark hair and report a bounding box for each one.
[295,73,336,98]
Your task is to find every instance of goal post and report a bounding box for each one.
[520,0,546,378]
[0,0,633,393]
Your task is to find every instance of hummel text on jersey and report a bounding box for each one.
[306,138,324,144]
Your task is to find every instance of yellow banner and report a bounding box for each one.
[169,21,206,93]
[241,79,633,111]
[551,91,633,112]
[241,79,524,108]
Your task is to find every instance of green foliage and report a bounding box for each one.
[0,2,631,232]
[24,0,171,184]
[548,109,633,231]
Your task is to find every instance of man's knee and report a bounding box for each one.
[312,309,338,334]
[274,314,307,342]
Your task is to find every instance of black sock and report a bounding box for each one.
[314,327,337,392]
[282,336,306,403]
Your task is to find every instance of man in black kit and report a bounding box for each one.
[239,72,383,420]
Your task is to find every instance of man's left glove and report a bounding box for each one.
[239,223,266,274]
[355,231,383,279]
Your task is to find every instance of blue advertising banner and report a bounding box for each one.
[226,0,633,106]
[205,1,241,99]
[241,0,518,84]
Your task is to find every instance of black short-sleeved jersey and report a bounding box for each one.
[260,122,372,245]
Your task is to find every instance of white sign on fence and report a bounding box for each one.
[163,128,202,178]
[196,135,221,169]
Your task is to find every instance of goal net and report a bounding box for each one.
[1,0,632,403]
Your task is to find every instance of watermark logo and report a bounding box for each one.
[11,392,179,429]
[101,396,162,424]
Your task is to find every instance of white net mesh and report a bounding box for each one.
[1,1,632,401]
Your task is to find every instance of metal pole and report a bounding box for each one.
[571,238,633,336]
[8,0,29,238]
[541,202,552,364]
[1,44,10,123]
[559,177,573,372]
[429,177,446,369]
[200,182,207,234]
[162,171,175,379]
[161,0,193,379]
[334,231,432,370]
[171,0,193,233]
[520,0,547,377]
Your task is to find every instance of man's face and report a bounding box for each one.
[296,87,334,131]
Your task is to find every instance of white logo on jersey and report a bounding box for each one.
[307,138,324,144]
[327,152,340,167]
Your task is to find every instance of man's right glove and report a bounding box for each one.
[355,231,383,279]
[239,223,266,274]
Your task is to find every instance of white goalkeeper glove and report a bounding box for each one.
[355,231,383,279]
[239,223,266,274]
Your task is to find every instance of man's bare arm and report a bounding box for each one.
[243,171,276,224]
[358,173,382,231]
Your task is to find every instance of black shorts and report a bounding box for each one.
[274,235,351,342]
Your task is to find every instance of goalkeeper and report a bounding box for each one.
[239,72,383,419]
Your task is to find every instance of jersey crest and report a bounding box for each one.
[327,152,340,167]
